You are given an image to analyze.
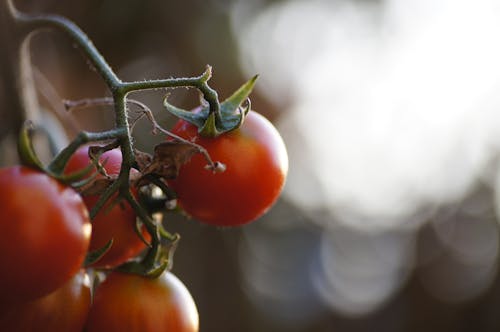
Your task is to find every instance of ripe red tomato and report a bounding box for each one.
[0,270,91,331]
[168,110,288,226]
[65,146,149,268]
[85,271,199,332]
[0,166,91,303]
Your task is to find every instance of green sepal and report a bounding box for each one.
[198,111,220,137]
[46,142,82,176]
[56,163,95,185]
[144,260,169,278]
[83,239,113,267]
[159,225,180,243]
[219,74,257,117]
[115,230,179,278]
[159,230,179,271]
[164,75,258,137]
[163,101,209,129]
[115,258,169,279]
[17,121,45,171]
[134,218,152,247]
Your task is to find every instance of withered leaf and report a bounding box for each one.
[134,149,153,172]
[141,141,198,179]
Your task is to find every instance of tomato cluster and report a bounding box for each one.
[2,0,292,328]
[0,153,198,331]
[0,105,286,331]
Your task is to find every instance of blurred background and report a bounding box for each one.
[3,0,500,331]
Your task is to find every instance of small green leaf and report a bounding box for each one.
[17,121,45,171]
[67,171,98,191]
[57,163,95,184]
[220,75,258,117]
[134,218,152,247]
[159,230,180,271]
[115,260,144,275]
[163,98,209,128]
[144,260,169,278]
[199,111,221,137]
[84,239,113,267]
[159,226,180,243]
[115,258,169,279]
[163,75,258,137]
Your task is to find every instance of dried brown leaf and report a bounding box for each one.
[141,141,198,179]
[134,149,153,172]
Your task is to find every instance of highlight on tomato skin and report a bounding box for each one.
[0,270,91,332]
[169,110,289,227]
[0,166,91,304]
[64,146,150,268]
[85,271,199,332]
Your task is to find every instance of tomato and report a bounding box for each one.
[0,166,91,304]
[65,146,149,268]
[85,271,199,332]
[168,110,288,226]
[0,270,91,331]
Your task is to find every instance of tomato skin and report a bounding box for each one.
[0,166,91,304]
[0,270,91,332]
[169,110,288,226]
[65,146,149,268]
[85,271,199,332]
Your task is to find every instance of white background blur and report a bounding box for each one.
[229,0,500,328]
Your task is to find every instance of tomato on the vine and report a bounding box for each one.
[85,271,199,332]
[168,110,288,226]
[0,269,91,331]
[64,146,149,268]
[0,166,91,304]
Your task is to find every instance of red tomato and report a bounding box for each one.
[65,146,149,268]
[0,270,91,331]
[85,271,199,332]
[0,166,91,303]
[169,110,288,226]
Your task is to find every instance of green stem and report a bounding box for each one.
[88,179,120,220]
[113,93,134,168]
[121,77,201,92]
[123,190,161,267]
[119,66,221,121]
[47,128,127,174]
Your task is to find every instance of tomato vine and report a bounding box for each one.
[0,0,290,330]
[3,0,262,277]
